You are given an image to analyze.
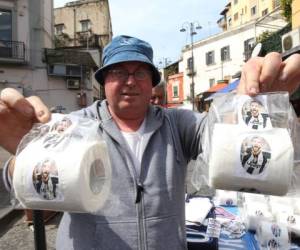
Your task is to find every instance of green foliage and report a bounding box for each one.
[257,0,293,53]
[256,24,291,54]
[280,0,293,23]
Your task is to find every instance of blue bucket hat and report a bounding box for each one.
[94,35,161,86]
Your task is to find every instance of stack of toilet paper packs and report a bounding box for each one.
[239,193,300,249]
[13,114,112,214]
[207,92,299,196]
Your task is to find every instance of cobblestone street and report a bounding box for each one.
[0,210,61,250]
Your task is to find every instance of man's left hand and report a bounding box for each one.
[237,52,300,95]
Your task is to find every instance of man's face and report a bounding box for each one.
[250,102,260,117]
[56,119,71,133]
[42,164,50,182]
[252,138,262,155]
[150,87,164,106]
[104,61,153,120]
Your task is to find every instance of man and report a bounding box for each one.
[245,100,270,129]
[241,137,271,175]
[150,81,165,106]
[1,35,300,249]
[33,159,59,200]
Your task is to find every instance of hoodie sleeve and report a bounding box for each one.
[167,109,208,161]
[2,156,13,192]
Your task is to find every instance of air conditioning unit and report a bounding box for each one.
[281,28,300,52]
[66,79,80,89]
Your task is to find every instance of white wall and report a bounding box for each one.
[180,10,286,100]
[0,0,95,112]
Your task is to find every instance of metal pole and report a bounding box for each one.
[73,8,76,46]
[33,210,47,250]
[180,21,201,111]
[190,23,195,111]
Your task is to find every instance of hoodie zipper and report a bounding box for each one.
[136,181,146,250]
[98,110,147,250]
[135,183,144,203]
[116,141,146,250]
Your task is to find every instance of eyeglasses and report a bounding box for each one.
[106,69,152,81]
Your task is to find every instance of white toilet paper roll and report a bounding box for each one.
[244,201,272,231]
[288,215,300,236]
[276,212,296,225]
[275,213,300,236]
[256,221,289,249]
[271,203,294,216]
[13,141,111,213]
[269,196,294,207]
[292,198,300,215]
[290,165,300,195]
[209,124,294,196]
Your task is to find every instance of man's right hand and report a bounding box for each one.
[0,88,51,154]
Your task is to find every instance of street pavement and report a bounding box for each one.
[0,210,61,250]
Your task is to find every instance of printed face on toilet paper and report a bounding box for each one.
[41,116,86,150]
[268,239,279,249]
[32,158,61,200]
[238,95,272,130]
[17,115,85,155]
[239,135,271,177]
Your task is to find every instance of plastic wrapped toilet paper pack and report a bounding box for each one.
[243,201,273,231]
[13,114,112,214]
[192,92,300,196]
[288,215,300,236]
[256,221,290,249]
[275,212,300,236]
[292,198,300,214]
[209,123,294,195]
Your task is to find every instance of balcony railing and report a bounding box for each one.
[186,68,196,76]
[0,40,25,62]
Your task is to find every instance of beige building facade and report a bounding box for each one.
[54,0,112,49]
[51,0,113,108]
[218,0,281,31]
[0,0,111,113]
[292,0,300,29]
[0,0,53,97]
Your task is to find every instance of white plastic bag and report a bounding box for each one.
[192,92,300,196]
[11,114,112,214]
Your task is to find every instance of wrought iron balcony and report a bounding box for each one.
[0,40,26,63]
[186,67,196,76]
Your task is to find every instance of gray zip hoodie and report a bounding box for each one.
[56,100,206,250]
